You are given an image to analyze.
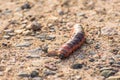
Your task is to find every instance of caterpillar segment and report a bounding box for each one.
[48,24,85,59]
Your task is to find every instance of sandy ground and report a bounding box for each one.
[0,0,120,80]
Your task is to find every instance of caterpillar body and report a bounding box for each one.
[48,24,85,59]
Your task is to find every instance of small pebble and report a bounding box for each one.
[116,62,120,65]
[14,29,23,34]
[21,2,31,10]
[3,35,11,39]
[26,21,41,31]
[114,55,120,58]
[106,76,120,80]
[71,63,83,69]
[36,34,46,42]
[110,49,119,54]
[31,60,41,67]
[30,70,39,78]
[49,26,55,32]
[8,32,16,36]
[2,42,8,47]
[45,63,57,71]
[16,42,32,47]
[3,9,12,14]
[44,70,56,76]
[78,53,85,60]
[28,47,42,53]
[100,70,116,78]
[0,71,4,76]
[46,35,56,40]
[101,27,118,36]
[4,29,14,33]
[57,8,64,15]
[76,12,85,17]
[89,58,95,62]
[32,77,43,80]
[42,45,48,53]
[94,43,100,49]
[109,58,115,65]
[18,71,29,77]
[26,54,40,59]
[85,38,93,44]
[23,37,33,41]
[89,51,96,55]
[22,30,32,36]
[100,67,113,71]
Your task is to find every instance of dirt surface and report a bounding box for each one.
[0,0,120,80]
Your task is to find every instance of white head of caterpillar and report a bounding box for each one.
[73,24,83,34]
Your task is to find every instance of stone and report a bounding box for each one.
[106,76,120,80]
[85,38,94,44]
[94,43,100,49]
[31,60,41,67]
[89,51,96,55]
[3,35,11,39]
[78,53,85,60]
[89,58,95,62]
[71,63,83,69]
[21,24,27,29]
[116,62,120,65]
[100,70,116,78]
[36,34,46,42]
[100,67,113,71]
[14,29,23,34]
[101,27,118,36]
[110,48,119,54]
[0,71,3,76]
[26,21,41,31]
[57,8,64,15]
[8,32,16,36]
[42,45,48,53]
[22,30,32,35]
[5,66,12,72]
[46,35,56,40]
[30,70,39,78]
[3,9,12,14]
[18,71,29,77]
[32,77,43,80]
[15,7,22,12]
[4,29,14,33]
[28,47,42,53]
[109,58,115,65]
[21,2,31,10]
[44,70,56,76]
[114,55,120,58]
[48,25,56,32]
[23,37,33,41]
[2,42,8,47]
[45,63,57,71]
[76,12,85,17]
[26,54,40,59]
[16,42,32,47]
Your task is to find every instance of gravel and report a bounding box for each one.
[0,0,120,80]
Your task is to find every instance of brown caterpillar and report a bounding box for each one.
[48,24,85,59]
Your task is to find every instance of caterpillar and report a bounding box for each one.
[48,24,85,59]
